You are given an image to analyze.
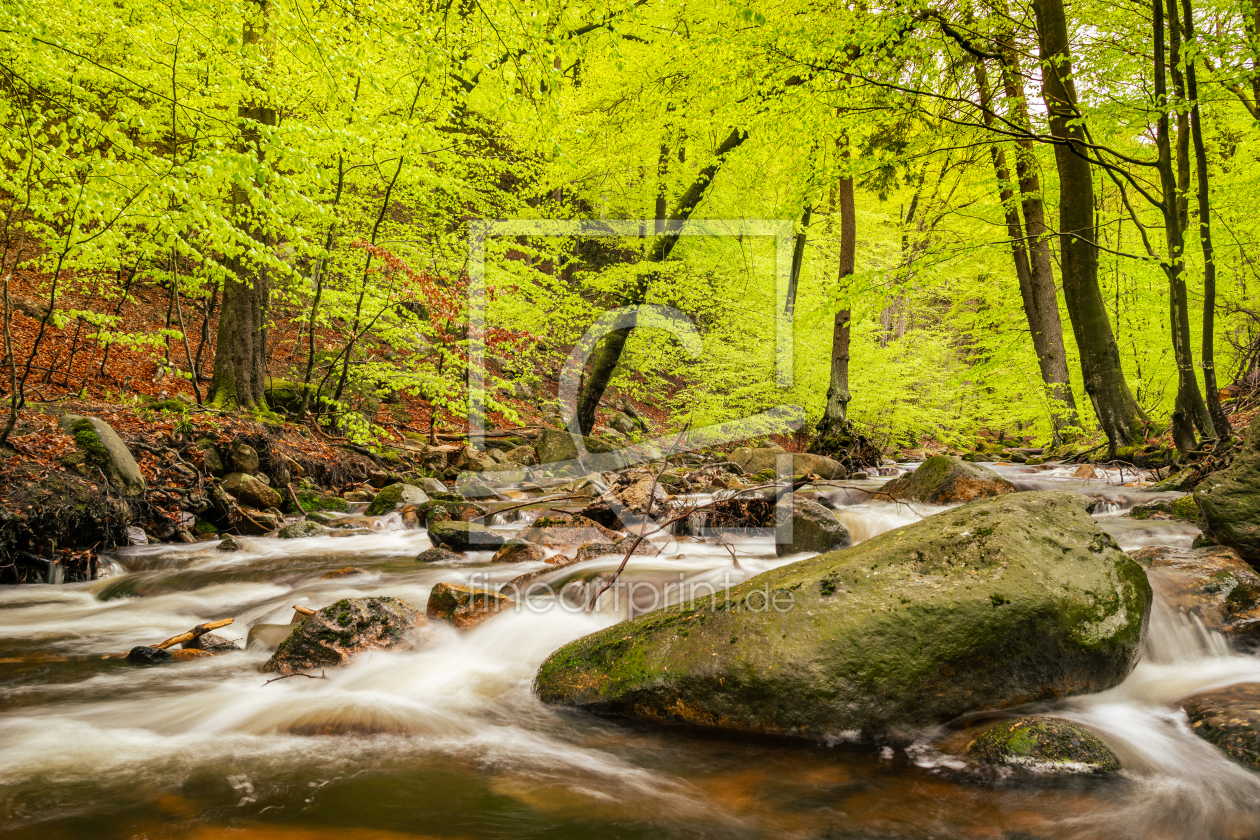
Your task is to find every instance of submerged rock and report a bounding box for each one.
[127,645,172,664]
[1195,415,1260,562]
[365,483,430,516]
[518,514,619,548]
[428,520,504,551]
[1182,683,1260,769]
[426,582,516,628]
[1130,544,1260,647]
[776,497,851,557]
[415,546,462,563]
[277,520,329,539]
[967,717,1121,774]
[320,566,365,579]
[261,597,424,675]
[534,491,1150,738]
[571,537,660,565]
[217,535,245,552]
[881,455,1015,505]
[183,632,239,652]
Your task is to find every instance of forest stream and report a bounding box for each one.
[0,462,1255,840]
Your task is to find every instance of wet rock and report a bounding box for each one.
[127,645,173,664]
[1130,495,1199,522]
[343,488,375,503]
[535,428,627,471]
[183,632,239,652]
[170,648,214,661]
[320,566,366,579]
[415,546,462,563]
[296,489,349,513]
[776,497,851,557]
[416,476,448,495]
[217,535,245,552]
[1131,544,1260,647]
[1073,464,1097,479]
[504,445,539,466]
[729,446,847,480]
[222,472,282,510]
[414,499,487,528]
[1195,414,1260,562]
[428,520,504,551]
[967,717,1121,774]
[277,520,330,539]
[426,582,516,629]
[492,538,547,564]
[881,455,1015,505]
[519,514,620,549]
[535,491,1151,738]
[305,511,341,525]
[364,483,429,516]
[261,597,425,675]
[456,472,499,498]
[229,441,260,474]
[571,537,660,565]
[57,414,147,495]
[453,445,497,473]
[1182,683,1260,769]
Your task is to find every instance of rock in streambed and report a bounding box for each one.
[534,491,1150,739]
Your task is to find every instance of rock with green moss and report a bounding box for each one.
[426,582,515,628]
[536,428,627,471]
[229,440,260,474]
[429,519,504,551]
[534,491,1150,739]
[297,489,349,513]
[222,472,282,510]
[729,446,847,480]
[1195,413,1260,562]
[57,414,147,496]
[277,520,330,539]
[776,497,851,557]
[967,717,1121,774]
[261,596,424,675]
[192,519,220,536]
[364,483,429,516]
[492,538,547,564]
[414,499,487,528]
[881,455,1015,505]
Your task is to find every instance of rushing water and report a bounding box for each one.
[2,463,1259,839]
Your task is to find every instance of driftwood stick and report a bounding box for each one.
[287,482,305,514]
[292,605,316,616]
[152,617,234,650]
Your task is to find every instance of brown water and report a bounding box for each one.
[2,464,1259,840]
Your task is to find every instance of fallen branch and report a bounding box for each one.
[263,669,327,686]
[287,482,305,513]
[152,617,234,650]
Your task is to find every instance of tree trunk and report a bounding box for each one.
[573,127,747,434]
[1154,0,1214,449]
[1182,0,1231,436]
[994,27,1081,439]
[813,141,855,451]
[1032,0,1148,455]
[784,205,811,316]
[209,0,275,410]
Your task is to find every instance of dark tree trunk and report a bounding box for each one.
[784,205,811,316]
[210,0,275,410]
[813,141,855,452]
[1182,0,1231,436]
[1032,0,1148,455]
[573,127,747,434]
[993,28,1081,439]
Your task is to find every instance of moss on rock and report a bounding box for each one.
[968,717,1121,774]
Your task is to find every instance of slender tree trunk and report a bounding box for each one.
[1182,0,1232,436]
[814,143,856,449]
[784,205,811,316]
[1155,0,1214,450]
[209,0,275,410]
[994,26,1081,438]
[1032,0,1148,454]
[573,127,747,434]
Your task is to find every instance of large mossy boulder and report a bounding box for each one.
[428,519,504,551]
[730,446,847,480]
[967,717,1121,775]
[534,491,1150,738]
[536,428,627,471]
[261,597,424,674]
[881,454,1015,505]
[1195,414,1260,562]
[222,472,282,510]
[364,483,429,516]
[57,414,147,495]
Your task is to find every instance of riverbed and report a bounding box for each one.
[2,463,1257,839]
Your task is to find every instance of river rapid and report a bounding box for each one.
[2,463,1259,840]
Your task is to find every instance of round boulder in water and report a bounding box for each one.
[881,455,1015,505]
[492,538,547,564]
[127,645,172,664]
[534,491,1150,739]
[429,520,504,551]
[776,497,851,557]
[968,717,1121,774]
[364,483,430,516]
[415,546,462,563]
[277,520,330,539]
[261,596,425,675]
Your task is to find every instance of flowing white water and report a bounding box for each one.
[1,476,1258,839]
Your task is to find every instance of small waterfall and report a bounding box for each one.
[491,513,509,527]
[45,560,65,585]
[1144,592,1232,664]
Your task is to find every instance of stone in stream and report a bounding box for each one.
[414,499,487,528]
[364,483,430,516]
[504,445,538,466]
[416,476,449,496]
[415,546,462,563]
[428,520,504,551]
[127,645,173,664]
[728,446,847,480]
[217,535,245,552]
[880,454,1015,505]
[967,717,1121,774]
[535,428,627,472]
[57,414,147,496]
[320,566,366,579]
[571,537,660,565]
[518,514,620,549]
[1130,544,1260,648]
[534,491,1150,739]
[262,597,425,674]
[222,472,282,510]
[426,582,516,629]
[776,497,851,557]
[1195,413,1260,562]
[1182,683,1260,769]
[182,632,240,652]
[277,520,330,539]
[492,538,547,564]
